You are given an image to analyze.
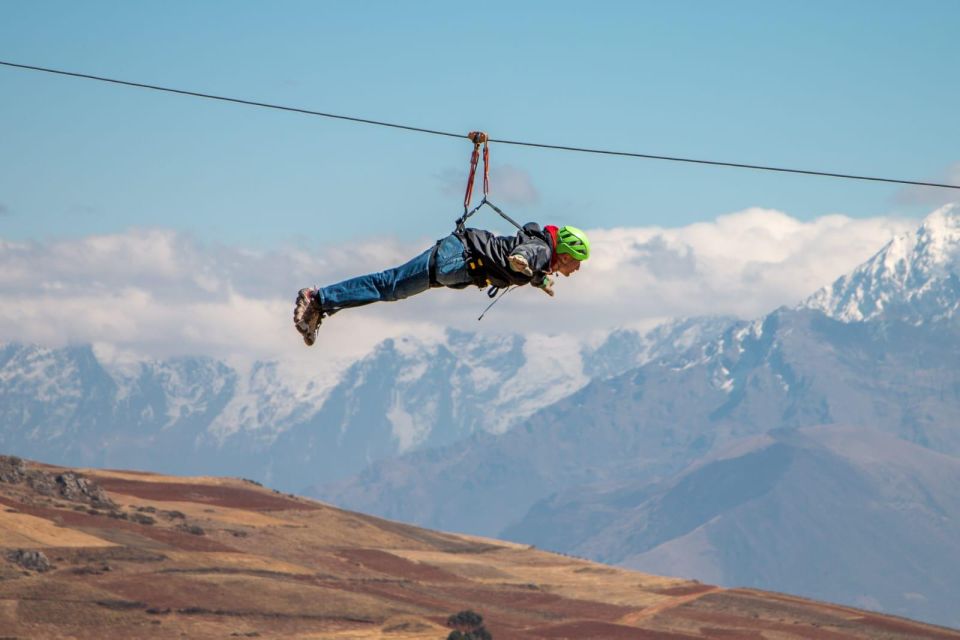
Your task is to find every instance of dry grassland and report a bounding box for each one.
[1,458,957,640]
[0,509,116,548]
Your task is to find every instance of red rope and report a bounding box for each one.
[482,141,490,199]
[463,131,489,212]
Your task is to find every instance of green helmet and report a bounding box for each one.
[556,226,590,261]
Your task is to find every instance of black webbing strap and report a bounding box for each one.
[481,199,526,235]
[478,285,515,321]
[454,198,526,236]
[450,198,531,315]
[455,200,485,233]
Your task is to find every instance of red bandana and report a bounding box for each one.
[544,225,560,272]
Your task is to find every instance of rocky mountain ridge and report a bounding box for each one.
[503,426,960,628]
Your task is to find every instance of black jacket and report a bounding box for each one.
[454,223,553,289]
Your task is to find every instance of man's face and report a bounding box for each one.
[555,253,582,277]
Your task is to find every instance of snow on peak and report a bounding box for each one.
[802,204,960,323]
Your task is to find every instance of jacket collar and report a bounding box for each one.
[544,225,560,271]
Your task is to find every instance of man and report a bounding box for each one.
[293,223,590,346]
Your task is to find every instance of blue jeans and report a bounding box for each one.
[319,234,472,314]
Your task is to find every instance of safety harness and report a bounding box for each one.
[456,133,529,230]
[452,132,540,309]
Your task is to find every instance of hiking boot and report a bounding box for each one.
[293,288,323,346]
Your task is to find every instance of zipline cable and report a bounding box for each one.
[2,59,958,192]
[488,138,960,189]
[0,60,464,140]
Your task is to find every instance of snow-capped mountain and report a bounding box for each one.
[0,319,731,492]
[204,359,334,445]
[803,204,960,323]
[324,205,960,532]
[0,343,239,474]
[581,316,733,380]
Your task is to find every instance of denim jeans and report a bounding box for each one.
[319,234,472,314]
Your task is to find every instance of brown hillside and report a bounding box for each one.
[0,455,957,639]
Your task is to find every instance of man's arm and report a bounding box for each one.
[508,240,551,274]
[508,241,554,295]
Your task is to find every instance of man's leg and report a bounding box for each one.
[294,247,430,347]
[433,234,473,286]
[293,288,323,346]
[294,236,470,346]
[318,245,434,314]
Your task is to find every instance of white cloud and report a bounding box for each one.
[0,229,441,368]
[536,208,916,333]
[895,162,960,207]
[436,164,539,206]
[489,164,539,206]
[0,209,920,366]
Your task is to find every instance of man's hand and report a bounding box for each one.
[508,253,534,276]
[539,275,555,297]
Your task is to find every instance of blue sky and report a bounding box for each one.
[2,1,958,250]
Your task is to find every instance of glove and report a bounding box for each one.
[539,275,555,297]
[508,254,534,276]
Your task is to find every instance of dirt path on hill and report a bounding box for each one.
[618,585,722,625]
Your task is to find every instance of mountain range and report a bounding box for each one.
[312,204,960,628]
[2,204,959,628]
[0,314,730,491]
